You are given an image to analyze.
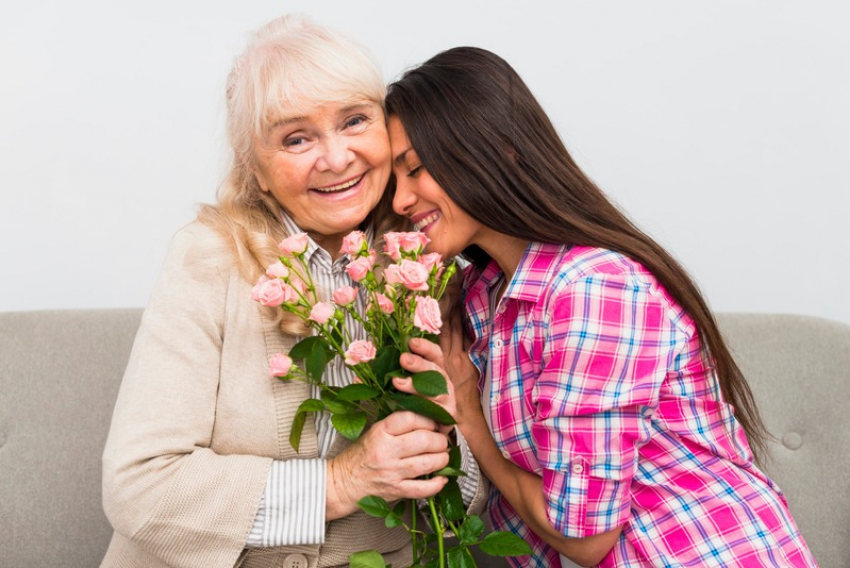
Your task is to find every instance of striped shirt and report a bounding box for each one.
[248,213,479,547]
[464,241,816,567]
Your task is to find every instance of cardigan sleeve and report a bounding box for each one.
[102,223,272,568]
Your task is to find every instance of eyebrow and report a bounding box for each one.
[268,103,376,131]
[393,147,413,167]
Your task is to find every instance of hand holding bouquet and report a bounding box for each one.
[252,230,531,568]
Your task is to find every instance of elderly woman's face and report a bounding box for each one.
[253,100,391,254]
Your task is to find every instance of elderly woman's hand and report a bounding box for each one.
[325,410,450,520]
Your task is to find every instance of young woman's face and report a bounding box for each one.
[252,100,391,254]
[388,116,484,259]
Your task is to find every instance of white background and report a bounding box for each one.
[1,1,848,326]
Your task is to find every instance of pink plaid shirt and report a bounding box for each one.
[464,242,816,567]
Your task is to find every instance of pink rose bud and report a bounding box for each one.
[419,252,444,273]
[397,259,430,291]
[278,233,309,256]
[414,296,443,335]
[266,260,289,279]
[308,301,336,324]
[345,256,373,282]
[332,285,358,306]
[398,231,430,254]
[344,339,377,366]
[375,293,395,314]
[251,277,289,307]
[269,353,293,377]
[383,232,402,261]
[340,231,367,256]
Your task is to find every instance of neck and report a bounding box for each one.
[477,230,530,285]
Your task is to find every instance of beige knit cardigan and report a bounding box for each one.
[101,222,487,568]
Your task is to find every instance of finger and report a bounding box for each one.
[399,350,438,375]
[396,476,449,500]
[408,337,444,365]
[379,410,438,436]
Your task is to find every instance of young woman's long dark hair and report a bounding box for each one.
[386,46,769,462]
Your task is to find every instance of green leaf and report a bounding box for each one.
[357,495,391,518]
[457,515,484,545]
[431,466,467,478]
[305,343,329,381]
[394,395,456,425]
[411,370,448,397]
[447,444,462,470]
[337,383,381,401]
[290,412,306,453]
[289,336,322,359]
[437,478,465,521]
[385,512,403,528]
[479,531,534,556]
[289,398,325,452]
[371,346,401,386]
[349,550,387,568]
[446,547,475,568]
[331,411,368,441]
[321,389,355,414]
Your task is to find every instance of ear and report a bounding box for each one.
[245,154,270,193]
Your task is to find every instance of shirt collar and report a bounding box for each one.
[278,208,375,267]
[473,241,571,305]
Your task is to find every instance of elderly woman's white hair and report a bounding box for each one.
[199,14,395,334]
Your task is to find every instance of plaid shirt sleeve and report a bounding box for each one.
[529,271,681,538]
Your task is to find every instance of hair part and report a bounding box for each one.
[386,46,769,462]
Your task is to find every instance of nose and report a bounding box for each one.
[316,133,353,173]
[392,175,416,216]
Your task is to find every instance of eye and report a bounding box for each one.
[284,136,305,148]
[344,114,371,133]
[408,165,423,178]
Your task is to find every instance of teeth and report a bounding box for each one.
[413,212,440,232]
[314,175,363,193]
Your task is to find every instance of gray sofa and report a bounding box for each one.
[1,310,848,567]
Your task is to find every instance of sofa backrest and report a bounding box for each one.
[1,310,847,567]
[0,309,143,567]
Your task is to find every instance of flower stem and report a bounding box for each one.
[427,497,446,568]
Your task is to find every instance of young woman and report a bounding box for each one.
[389,47,816,567]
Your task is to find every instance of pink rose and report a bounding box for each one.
[397,259,430,291]
[419,252,444,274]
[346,256,373,282]
[266,260,289,279]
[309,301,336,324]
[268,353,293,377]
[278,233,309,256]
[383,264,402,285]
[345,339,377,366]
[332,285,358,306]
[383,232,402,261]
[375,293,395,314]
[340,231,367,256]
[398,232,430,254]
[251,277,294,307]
[414,296,443,335]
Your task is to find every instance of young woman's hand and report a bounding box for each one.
[394,337,457,434]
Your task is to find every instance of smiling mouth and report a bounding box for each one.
[413,211,441,232]
[312,174,364,193]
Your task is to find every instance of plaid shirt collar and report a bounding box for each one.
[468,241,571,306]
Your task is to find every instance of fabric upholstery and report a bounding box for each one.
[1,310,847,567]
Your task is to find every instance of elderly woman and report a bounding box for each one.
[101,15,486,568]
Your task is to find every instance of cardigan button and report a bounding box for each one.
[284,553,309,568]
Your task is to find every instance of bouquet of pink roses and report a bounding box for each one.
[251,231,530,568]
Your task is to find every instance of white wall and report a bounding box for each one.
[2,0,848,326]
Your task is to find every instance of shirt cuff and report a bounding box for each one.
[245,459,327,547]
